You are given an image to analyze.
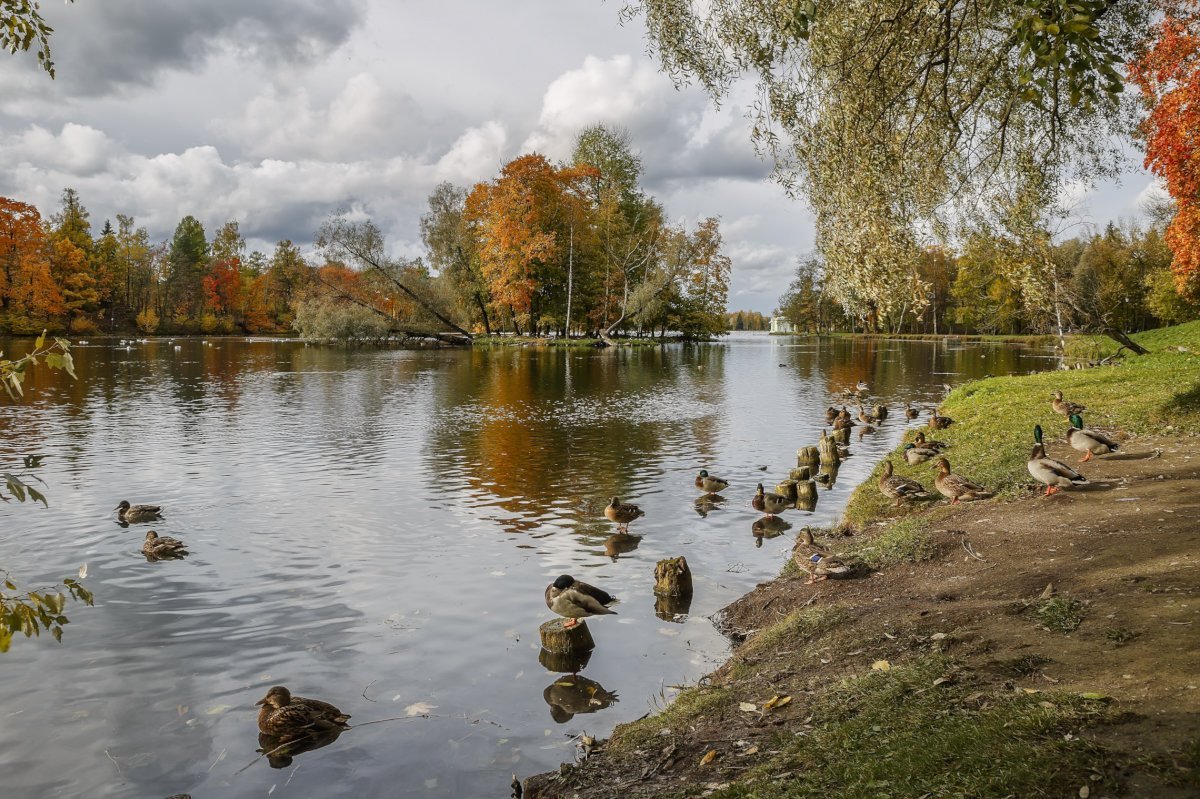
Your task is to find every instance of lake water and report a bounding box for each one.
[0,333,1056,798]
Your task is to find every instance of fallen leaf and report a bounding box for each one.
[932,677,951,687]
[1079,786,1090,798]
[78,564,88,580]
[763,695,792,711]
[699,749,717,765]
[930,632,947,641]
[405,701,437,716]
[742,746,759,756]
[871,660,891,672]
[205,704,230,715]
[738,702,757,712]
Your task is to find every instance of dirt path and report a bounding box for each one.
[524,435,1200,798]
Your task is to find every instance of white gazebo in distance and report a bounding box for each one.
[769,316,795,334]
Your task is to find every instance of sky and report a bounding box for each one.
[0,1,1168,314]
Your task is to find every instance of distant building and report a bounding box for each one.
[769,316,795,334]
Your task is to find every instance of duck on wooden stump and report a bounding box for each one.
[544,575,617,628]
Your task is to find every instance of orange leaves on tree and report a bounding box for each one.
[1129,1,1200,299]
[0,197,63,323]
[202,257,241,315]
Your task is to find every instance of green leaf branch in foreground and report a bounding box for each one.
[0,571,93,652]
[0,0,75,78]
[0,332,75,399]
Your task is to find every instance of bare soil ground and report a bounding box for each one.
[524,435,1200,798]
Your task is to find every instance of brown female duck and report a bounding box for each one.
[878,460,930,506]
[604,497,644,531]
[142,530,187,559]
[255,686,350,739]
[933,458,993,504]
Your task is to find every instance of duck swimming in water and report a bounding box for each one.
[255,686,350,740]
[114,500,162,524]
[142,530,187,559]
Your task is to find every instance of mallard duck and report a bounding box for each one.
[604,497,644,531]
[928,410,954,429]
[856,404,875,424]
[1051,389,1087,417]
[855,380,870,393]
[255,686,350,739]
[142,530,187,559]
[114,500,162,523]
[902,443,939,465]
[833,415,856,431]
[913,431,948,452]
[933,458,993,504]
[695,470,730,494]
[824,406,839,424]
[1066,414,1118,462]
[545,575,617,627]
[752,483,791,516]
[905,404,919,420]
[878,460,930,506]
[873,404,888,421]
[1027,425,1088,496]
[793,529,851,583]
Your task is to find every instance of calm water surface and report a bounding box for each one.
[0,333,1055,797]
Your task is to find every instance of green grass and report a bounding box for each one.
[1036,597,1087,633]
[1065,320,1200,363]
[844,321,1200,527]
[608,684,734,754]
[847,516,940,569]
[665,657,1116,799]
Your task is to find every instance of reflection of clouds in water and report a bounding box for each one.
[432,389,719,431]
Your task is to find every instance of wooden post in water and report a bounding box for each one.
[775,480,799,501]
[832,427,851,445]
[795,479,818,509]
[539,619,595,655]
[654,556,693,598]
[818,436,840,466]
[789,465,812,481]
[797,446,820,468]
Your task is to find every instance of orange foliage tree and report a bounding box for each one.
[1130,1,1200,300]
[0,198,63,330]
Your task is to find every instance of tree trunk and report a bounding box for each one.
[475,293,491,336]
[564,220,574,339]
[1102,326,1149,355]
[510,305,522,336]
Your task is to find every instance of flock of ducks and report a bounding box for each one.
[105,381,1120,747]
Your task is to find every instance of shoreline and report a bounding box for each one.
[522,321,1200,798]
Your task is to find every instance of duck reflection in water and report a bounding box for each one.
[752,515,792,547]
[603,532,642,561]
[693,494,727,518]
[257,727,345,769]
[543,674,619,724]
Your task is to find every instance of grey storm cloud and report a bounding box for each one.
[11,0,367,96]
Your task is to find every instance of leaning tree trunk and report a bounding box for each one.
[1102,325,1149,355]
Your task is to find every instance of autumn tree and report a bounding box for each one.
[0,197,61,331]
[1130,1,1200,300]
[421,182,492,334]
[49,189,99,331]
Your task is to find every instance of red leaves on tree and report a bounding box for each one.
[1129,1,1200,299]
[202,257,241,315]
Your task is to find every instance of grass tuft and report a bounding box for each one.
[849,517,939,569]
[1036,597,1087,633]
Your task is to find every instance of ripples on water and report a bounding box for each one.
[0,334,1054,797]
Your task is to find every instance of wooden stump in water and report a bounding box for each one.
[655,592,692,622]
[797,446,820,467]
[873,404,888,421]
[832,427,851,445]
[789,465,812,481]
[538,646,592,674]
[539,618,595,654]
[818,436,840,466]
[654,556,693,597]
[775,480,799,501]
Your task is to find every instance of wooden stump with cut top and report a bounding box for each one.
[832,427,851,445]
[795,479,818,503]
[818,436,840,466]
[539,618,595,655]
[797,446,820,467]
[654,556,693,598]
[873,403,888,421]
[775,480,799,501]
[789,465,812,481]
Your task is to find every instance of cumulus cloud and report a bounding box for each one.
[0,0,367,99]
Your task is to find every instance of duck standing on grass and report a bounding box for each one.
[933,458,994,504]
[1066,414,1118,462]
[695,470,730,495]
[914,431,949,452]
[604,497,644,532]
[255,686,350,740]
[878,460,930,506]
[752,483,791,516]
[1051,389,1087,417]
[902,443,940,465]
[114,500,162,523]
[929,409,954,429]
[545,575,617,628]
[1027,425,1088,496]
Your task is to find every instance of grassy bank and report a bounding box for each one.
[525,321,1200,799]
[844,320,1200,526]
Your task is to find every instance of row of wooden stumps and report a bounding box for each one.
[538,556,695,658]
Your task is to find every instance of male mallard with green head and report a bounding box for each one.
[902,443,939,465]
[1066,414,1118,462]
[1027,425,1088,496]
[545,574,617,628]
[878,460,930,506]
[752,483,790,516]
[604,497,644,531]
[114,500,162,523]
[255,686,350,740]
[695,470,730,495]
[933,458,993,504]
[1051,389,1086,417]
[142,530,187,559]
